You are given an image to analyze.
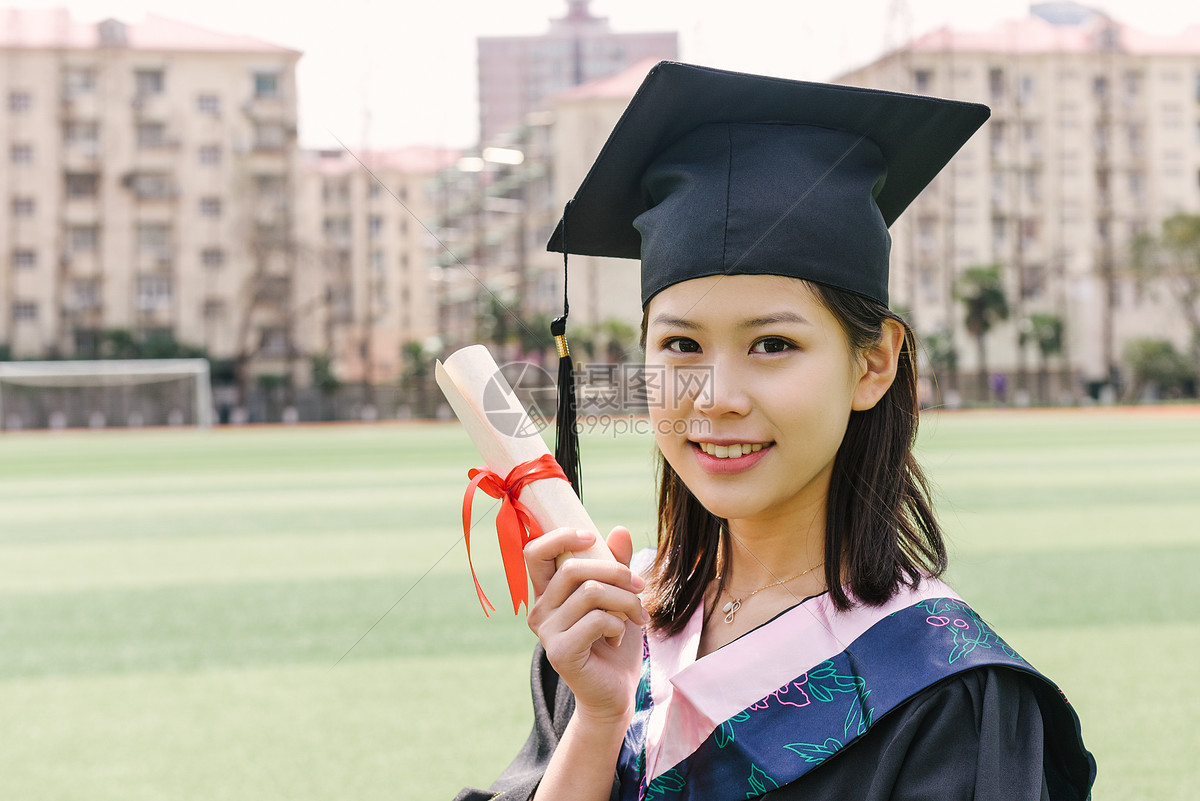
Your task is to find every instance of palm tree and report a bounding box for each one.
[955,265,1009,402]
[1024,313,1064,404]
[1132,213,1200,390]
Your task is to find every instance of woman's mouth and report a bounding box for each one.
[691,441,773,473]
[695,442,767,458]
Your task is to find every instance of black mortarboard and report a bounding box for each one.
[547,61,991,307]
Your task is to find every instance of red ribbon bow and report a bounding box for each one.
[462,454,570,616]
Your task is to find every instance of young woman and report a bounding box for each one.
[454,62,1095,801]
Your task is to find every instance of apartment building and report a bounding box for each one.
[477,0,676,142]
[1,9,300,377]
[431,59,654,358]
[838,4,1200,399]
[298,146,457,385]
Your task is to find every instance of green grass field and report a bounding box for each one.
[1,408,1197,800]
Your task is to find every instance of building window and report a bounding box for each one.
[196,94,220,115]
[8,91,31,112]
[1023,170,1040,202]
[988,67,1004,103]
[136,274,172,311]
[916,217,935,252]
[198,145,222,165]
[63,67,96,97]
[202,298,226,319]
[135,69,164,96]
[137,122,166,149]
[199,197,222,217]
[255,174,285,198]
[201,247,224,268]
[253,122,286,151]
[65,172,99,199]
[137,223,170,253]
[1020,218,1039,249]
[253,71,280,98]
[131,173,174,200]
[64,121,100,155]
[913,69,932,94]
[259,326,289,356]
[323,217,350,238]
[1018,75,1035,106]
[71,278,101,310]
[1129,171,1144,203]
[1093,75,1108,101]
[13,249,36,269]
[10,144,33,164]
[989,121,1005,158]
[371,249,385,271]
[990,173,1005,205]
[1123,71,1141,105]
[991,216,1006,251]
[368,215,383,238]
[11,197,35,217]
[68,225,98,252]
[13,301,38,321]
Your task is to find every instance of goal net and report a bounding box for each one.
[0,359,214,431]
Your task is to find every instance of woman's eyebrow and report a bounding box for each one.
[738,312,811,329]
[650,313,702,330]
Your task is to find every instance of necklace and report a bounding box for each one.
[718,561,825,624]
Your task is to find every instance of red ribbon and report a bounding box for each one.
[462,454,570,616]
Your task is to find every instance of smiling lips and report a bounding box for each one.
[695,441,768,458]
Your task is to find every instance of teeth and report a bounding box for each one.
[698,442,766,458]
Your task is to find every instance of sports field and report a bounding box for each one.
[1,407,1197,800]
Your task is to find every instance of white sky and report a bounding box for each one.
[15,0,1200,149]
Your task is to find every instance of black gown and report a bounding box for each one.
[454,642,1092,801]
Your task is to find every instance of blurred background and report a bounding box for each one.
[2,2,1199,800]
[2,0,1199,424]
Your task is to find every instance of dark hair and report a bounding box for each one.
[641,282,946,636]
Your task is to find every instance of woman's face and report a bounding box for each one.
[644,275,867,529]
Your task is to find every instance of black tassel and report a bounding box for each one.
[552,200,581,498]
[552,315,581,499]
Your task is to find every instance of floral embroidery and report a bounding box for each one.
[921,599,1024,663]
[644,768,686,800]
[783,736,843,764]
[746,764,780,797]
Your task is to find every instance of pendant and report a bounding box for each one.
[722,598,741,624]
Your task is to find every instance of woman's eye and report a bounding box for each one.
[664,337,701,353]
[751,337,794,354]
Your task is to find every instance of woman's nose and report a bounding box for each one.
[692,359,751,417]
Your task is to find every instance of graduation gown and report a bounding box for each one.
[454,579,1095,801]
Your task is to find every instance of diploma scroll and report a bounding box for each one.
[435,344,615,568]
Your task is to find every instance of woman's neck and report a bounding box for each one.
[722,499,826,591]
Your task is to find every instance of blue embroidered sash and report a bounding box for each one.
[615,597,1090,801]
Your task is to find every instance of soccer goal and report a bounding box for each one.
[0,359,214,431]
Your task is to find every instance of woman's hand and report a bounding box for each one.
[525,526,648,725]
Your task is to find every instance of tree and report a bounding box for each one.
[920,330,958,405]
[954,264,1009,401]
[1132,213,1200,386]
[1122,338,1196,400]
[1023,313,1064,404]
[310,353,341,420]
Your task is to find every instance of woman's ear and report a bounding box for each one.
[852,319,905,411]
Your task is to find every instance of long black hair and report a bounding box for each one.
[641,282,946,635]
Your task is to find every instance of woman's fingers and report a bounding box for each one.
[524,527,594,598]
[528,558,646,628]
[606,526,633,567]
[542,609,630,669]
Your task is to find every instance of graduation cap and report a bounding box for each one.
[544,61,990,494]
